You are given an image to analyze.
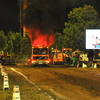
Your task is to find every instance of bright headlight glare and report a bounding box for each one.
[32,61,36,63]
[45,61,49,63]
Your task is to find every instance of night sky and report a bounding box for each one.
[0,0,100,35]
[0,0,19,34]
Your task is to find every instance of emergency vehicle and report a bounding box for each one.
[28,45,50,66]
[53,53,64,65]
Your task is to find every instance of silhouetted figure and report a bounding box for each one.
[87,50,94,67]
[88,50,94,61]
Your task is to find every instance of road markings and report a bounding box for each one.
[10,67,55,100]
[10,68,35,85]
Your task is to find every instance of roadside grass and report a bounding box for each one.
[0,67,49,100]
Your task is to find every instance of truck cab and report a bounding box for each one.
[28,45,50,66]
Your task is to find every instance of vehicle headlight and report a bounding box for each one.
[32,61,36,63]
[45,61,49,63]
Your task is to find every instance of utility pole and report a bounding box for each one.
[20,0,27,37]
[20,0,22,34]
[23,0,27,37]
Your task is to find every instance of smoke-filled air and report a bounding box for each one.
[23,0,98,46]
[23,0,68,46]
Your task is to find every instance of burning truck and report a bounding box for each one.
[26,30,54,66]
[25,26,55,67]
[23,0,66,66]
[28,45,50,66]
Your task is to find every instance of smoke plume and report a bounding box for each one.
[23,0,68,34]
[22,0,100,46]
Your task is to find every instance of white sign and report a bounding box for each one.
[85,29,100,49]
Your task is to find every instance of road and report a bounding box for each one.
[4,64,100,100]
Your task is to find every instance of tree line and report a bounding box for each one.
[0,4,100,57]
[0,30,31,58]
[52,5,100,51]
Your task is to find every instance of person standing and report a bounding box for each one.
[87,49,94,67]
[72,54,77,68]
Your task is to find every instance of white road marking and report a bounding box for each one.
[10,67,55,100]
[10,68,35,85]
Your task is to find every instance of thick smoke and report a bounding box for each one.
[23,0,68,34]
[23,0,100,34]
[22,0,100,47]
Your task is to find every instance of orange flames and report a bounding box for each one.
[25,27,55,47]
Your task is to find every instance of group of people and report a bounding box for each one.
[73,49,94,67]
[64,51,79,67]
[64,49,94,67]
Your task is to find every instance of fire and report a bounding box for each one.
[25,27,55,47]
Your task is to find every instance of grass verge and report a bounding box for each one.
[0,67,50,100]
